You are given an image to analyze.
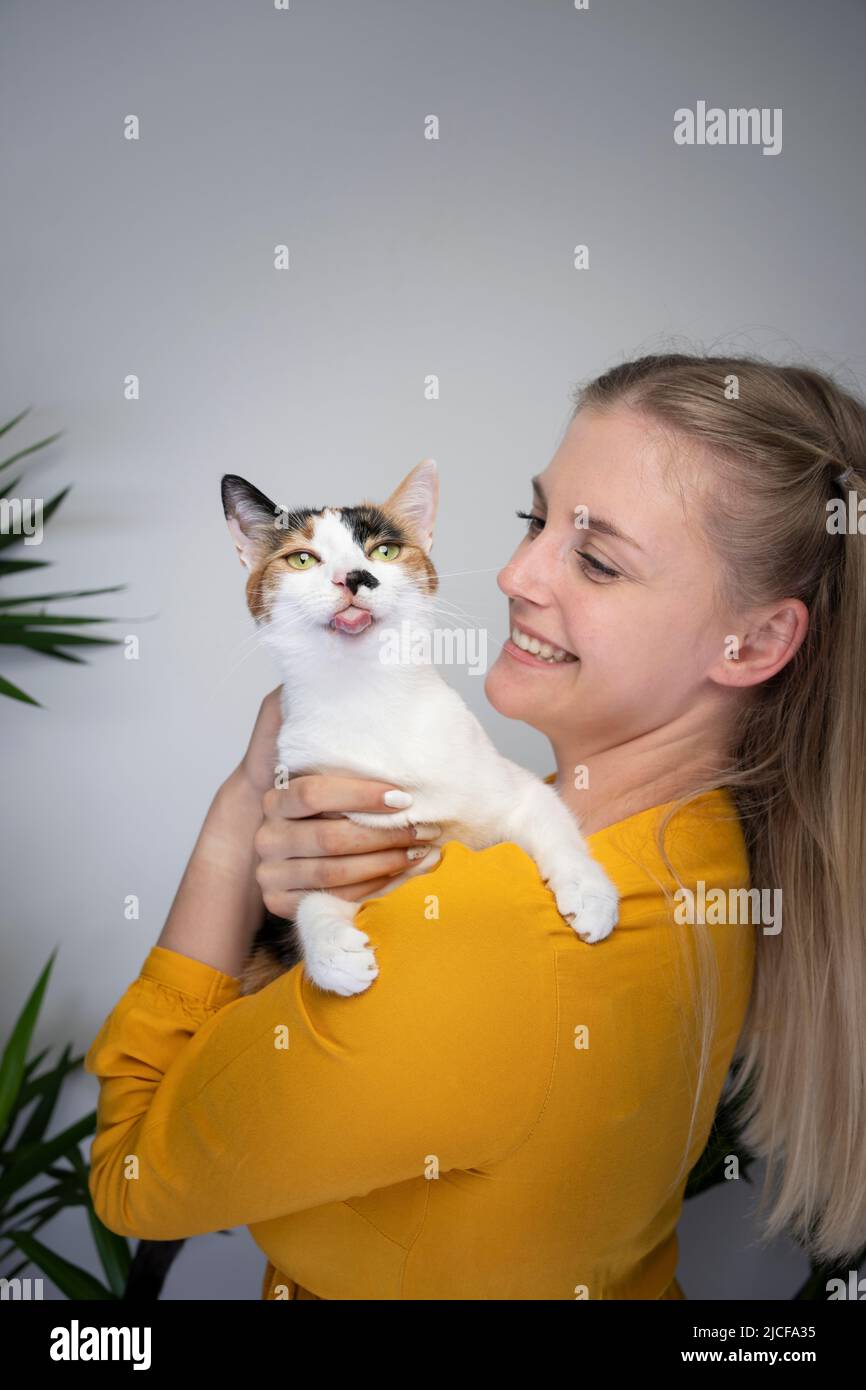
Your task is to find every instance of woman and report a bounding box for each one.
[85,352,866,1299]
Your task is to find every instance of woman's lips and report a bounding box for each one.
[503,637,580,669]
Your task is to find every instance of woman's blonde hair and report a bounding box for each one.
[569,350,866,1266]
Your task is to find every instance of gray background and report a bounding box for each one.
[2,0,864,1299]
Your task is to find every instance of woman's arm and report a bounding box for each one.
[156,766,266,978]
[85,841,553,1240]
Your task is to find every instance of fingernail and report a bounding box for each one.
[384,790,413,807]
[412,824,440,840]
[406,846,433,861]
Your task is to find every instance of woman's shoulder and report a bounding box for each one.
[355,782,753,988]
[586,786,751,911]
[352,787,754,1087]
[360,783,748,932]
[356,834,571,965]
[351,836,579,1039]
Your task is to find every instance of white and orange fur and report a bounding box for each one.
[222,458,618,997]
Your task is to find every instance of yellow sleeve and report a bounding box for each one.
[83,841,555,1239]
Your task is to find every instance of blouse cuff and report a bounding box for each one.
[139,945,243,1011]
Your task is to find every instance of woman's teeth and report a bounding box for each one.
[510,627,578,663]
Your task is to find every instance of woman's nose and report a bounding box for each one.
[497,547,549,604]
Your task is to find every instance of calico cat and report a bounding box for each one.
[222,458,619,999]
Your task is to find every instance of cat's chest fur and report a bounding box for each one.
[269,657,521,853]
[275,665,491,790]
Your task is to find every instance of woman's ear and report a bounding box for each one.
[221,474,281,570]
[710,597,810,690]
[384,458,438,554]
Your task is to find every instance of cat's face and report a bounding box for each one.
[222,458,439,658]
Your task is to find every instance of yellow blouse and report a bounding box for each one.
[84,783,754,1300]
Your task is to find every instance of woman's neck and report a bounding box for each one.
[550,722,732,837]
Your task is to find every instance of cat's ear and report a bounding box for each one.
[385,458,438,554]
[221,474,281,570]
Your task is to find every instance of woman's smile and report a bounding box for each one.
[504,618,580,669]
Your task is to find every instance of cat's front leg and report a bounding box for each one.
[345,795,446,833]
[294,892,379,996]
[503,775,619,945]
[292,800,446,995]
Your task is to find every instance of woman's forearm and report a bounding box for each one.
[156,766,266,979]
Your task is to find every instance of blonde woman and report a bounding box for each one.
[85,353,866,1299]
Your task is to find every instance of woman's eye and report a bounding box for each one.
[371,542,402,561]
[286,551,320,570]
[516,510,619,581]
[576,551,620,582]
[515,509,543,535]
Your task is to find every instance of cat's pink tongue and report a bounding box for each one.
[332,606,373,634]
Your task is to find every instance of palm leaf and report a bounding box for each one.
[17,1052,83,1111]
[6,1231,116,1299]
[0,950,57,1136]
[67,1150,131,1296]
[0,1111,96,1205]
[0,614,118,628]
[23,1049,51,1080]
[0,408,33,440]
[0,474,23,501]
[0,485,71,551]
[0,631,119,649]
[0,431,63,475]
[0,558,51,577]
[18,1044,73,1146]
[0,674,40,705]
[1,1176,83,1223]
[0,586,125,608]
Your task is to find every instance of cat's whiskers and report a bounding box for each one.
[210,612,319,691]
[210,590,493,704]
[429,567,501,579]
[420,599,487,629]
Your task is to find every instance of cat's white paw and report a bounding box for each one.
[295,892,379,996]
[547,857,619,944]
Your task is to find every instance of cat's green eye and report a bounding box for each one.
[286,551,320,570]
[371,543,402,562]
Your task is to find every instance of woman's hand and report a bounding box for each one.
[254,777,440,920]
[240,687,440,920]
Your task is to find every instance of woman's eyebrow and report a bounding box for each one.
[530,475,645,554]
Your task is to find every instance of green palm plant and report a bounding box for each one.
[0,407,125,705]
[0,952,130,1297]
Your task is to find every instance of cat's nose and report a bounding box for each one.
[337,569,380,595]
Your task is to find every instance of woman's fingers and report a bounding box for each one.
[252,773,440,921]
[263,774,414,820]
[254,811,435,860]
[265,874,404,922]
[257,843,433,899]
